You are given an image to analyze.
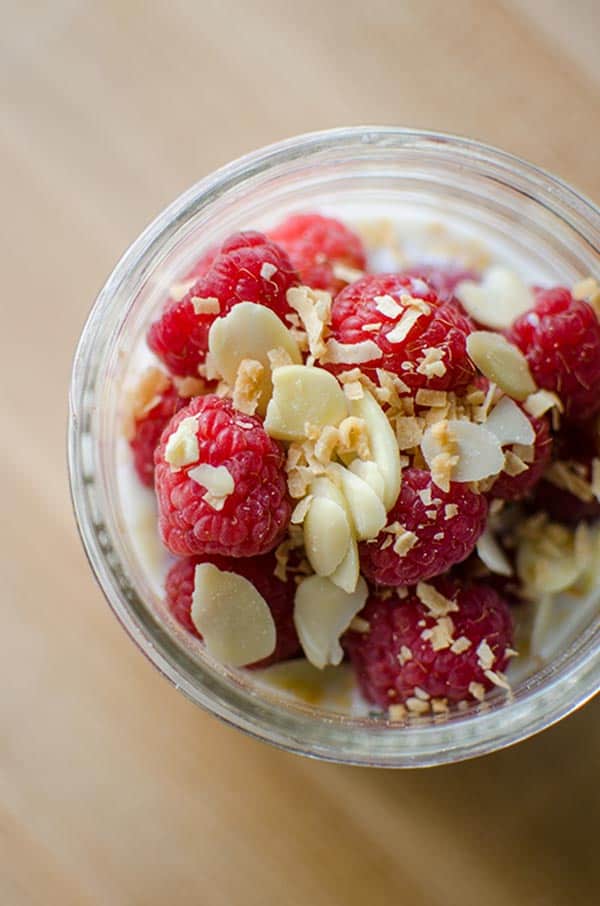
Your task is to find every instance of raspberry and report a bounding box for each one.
[344,578,514,707]
[328,274,475,391]
[359,468,488,586]
[508,287,600,420]
[399,264,478,302]
[129,379,187,487]
[164,553,300,667]
[154,395,291,557]
[490,412,552,501]
[269,213,366,295]
[147,231,299,377]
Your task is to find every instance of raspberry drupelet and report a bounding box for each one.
[154,395,292,558]
[508,287,600,421]
[328,273,476,392]
[344,578,514,707]
[359,468,488,587]
[165,553,300,667]
[268,212,366,295]
[147,231,300,377]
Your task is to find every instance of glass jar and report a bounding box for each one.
[68,127,600,767]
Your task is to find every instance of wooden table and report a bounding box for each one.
[2,2,600,903]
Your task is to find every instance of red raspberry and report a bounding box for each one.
[359,468,488,586]
[129,378,187,487]
[164,553,300,668]
[490,412,552,501]
[154,395,291,557]
[269,213,366,295]
[328,274,476,392]
[344,578,514,707]
[508,287,600,420]
[399,264,479,302]
[147,231,299,377]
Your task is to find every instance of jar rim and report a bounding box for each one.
[68,126,600,767]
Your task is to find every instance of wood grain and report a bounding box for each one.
[2,1,600,903]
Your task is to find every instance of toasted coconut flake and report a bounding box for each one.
[421,616,454,651]
[349,616,370,634]
[398,645,413,665]
[431,698,449,714]
[451,636,472,654]
[267,346,294,370]
[175,376,210,398]
[374,294,404,319]
[388,703,408,720]
[503,451,529,477]
[385,307,424,344]
[484,669,511,692]
[445,503,458,519]
[476,639,495,671]
[290,495,314,525]
[395,416,425,450]
[260,261,277,280]
[333,262,365,283]
[337,416,372,460]
[232,358,264,415]
[416,582,459,617]
[323,337,382,365]
[286,285,332,358]
[468,681,486,702]
[524,389,563,420]
[406,697,430,714]
[415,389,448,408]
[190,295,220,315]
[416,347,447,378]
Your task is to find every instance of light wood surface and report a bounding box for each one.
[2,2,600,903]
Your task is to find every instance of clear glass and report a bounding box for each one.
[69,127,600,767]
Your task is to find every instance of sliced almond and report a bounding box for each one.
[187,463,234,510]
[348,459,386,502]
[476,526,513,576]
[164,415,199,469]
[329,534,360,594]
[191,563,275,666]
[467,331,536,401]
[484,396,535,447]
[208,302,301,413]
[455,267,533,330]
[293,574,368,668]
[264,365,347,441]
[421,419,504,483]
[348,390,402,510]
[304,496,351,577]
[328,462,387,540]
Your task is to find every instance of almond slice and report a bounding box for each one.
[476,526,513,576]
[264,365,348,441]
[455,267,533,330]
[187,463,234,511]
[208,302,301,413]
[484,396,535,447]
[293,574,368,668]
[328,462,387,540]
[348,390,402,510]
[466,331,536,401]
[191,563,276,666]
[164,415,199,469]
[348,459,386,502]
[421,419,504,483]
[303,494,351,577]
